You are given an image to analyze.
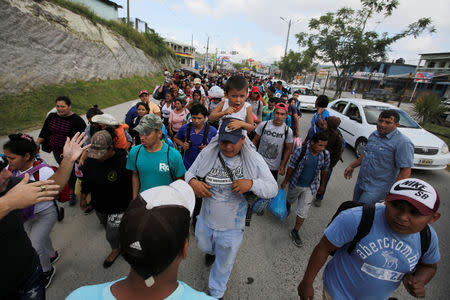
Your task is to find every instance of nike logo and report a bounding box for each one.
[393,185,430,194]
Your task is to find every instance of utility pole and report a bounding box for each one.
[127,0,130,25]
[281,18,291,57]
[204,36,210,72]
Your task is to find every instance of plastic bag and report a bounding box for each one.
[251,198,271,214]
[268,189,288,220]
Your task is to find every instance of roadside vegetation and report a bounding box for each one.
[422,123,450,146]
[48,0,174,58]
[0,74,164,135]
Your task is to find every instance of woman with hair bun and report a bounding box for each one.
[3,133,59,288]
[37,96,86,206]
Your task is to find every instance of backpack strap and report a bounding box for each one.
[167,146,175,182]
[347,204,376,254]
[256,121,269,151]
[134,145,143,176]
[201,123,210,145]
[186,123,192,143]
[284,123,289,145]
[298,144,308,163]
[419,224,431,262]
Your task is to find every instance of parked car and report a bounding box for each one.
[307,82,321,92]
[362,89,392,102]
[290,84,317,111]
[328,98,450,170]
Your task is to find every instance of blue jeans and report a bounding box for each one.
[195,216,244,299]
[5,264,45,300]
[352,184,386,204]
[315,168,333,201]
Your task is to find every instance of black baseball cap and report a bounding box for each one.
[120,180,195,285]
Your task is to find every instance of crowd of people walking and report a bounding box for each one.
[0,70,442,300]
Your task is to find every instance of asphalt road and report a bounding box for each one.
[1,98,448,300]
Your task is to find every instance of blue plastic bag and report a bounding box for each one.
[268,189,288,220]
[251,198,271,214]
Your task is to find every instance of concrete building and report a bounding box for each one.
[165,38,195,68]
[67,0,122,21]
[416,52,450,99]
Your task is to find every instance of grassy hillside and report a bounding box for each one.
[48,0,174,58]
[0,74,164,135]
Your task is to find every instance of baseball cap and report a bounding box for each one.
[133,114,163,136]
[385,178,440,215]
[218,118,244,144]
[87,130,113,159]
[193,78,201,85]
[208,85,224,98]
[274,103,288,113]
[120,180,195,285]
[139,90,149,96]
[91,113,119,126]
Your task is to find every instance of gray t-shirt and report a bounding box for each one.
[255,120,293,171]
[248,99,263,121]
[201,154,247,230]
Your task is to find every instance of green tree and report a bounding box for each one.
[232,61,250,71]
[296,0,435,98]
[277,50,315,82]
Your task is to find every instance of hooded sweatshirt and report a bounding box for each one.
[247,86,265,122]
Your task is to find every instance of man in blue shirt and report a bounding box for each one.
[67,181,215,300]
[174,105,218,170]
[344,109,414,204]
[281,131,330,247]
[298,178,441,300]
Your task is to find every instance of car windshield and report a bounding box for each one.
[363,106,421,128]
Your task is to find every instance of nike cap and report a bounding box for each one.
[385,178,439,215]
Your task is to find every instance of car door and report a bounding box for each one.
[339,103,364,147]
[329,100,352,143]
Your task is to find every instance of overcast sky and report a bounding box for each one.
[114,0,449,65]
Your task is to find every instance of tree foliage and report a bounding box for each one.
[232,61,250,71]
[413,94,446,125]
[277,50,316,82]
[296,0,435,97]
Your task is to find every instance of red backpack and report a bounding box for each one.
[33,160,70,203]
[10,159,70,203]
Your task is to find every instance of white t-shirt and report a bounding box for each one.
[255,120,293,171]
[161,103,172,119]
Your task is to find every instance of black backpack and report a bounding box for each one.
[185,122,210,146]
[134,144,175,181]
[329,201,431,261]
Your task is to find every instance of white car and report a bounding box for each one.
[290,85,317,111]
[307,82,321,92]
[327,98,450,170]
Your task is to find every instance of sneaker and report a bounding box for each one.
[290,230,303,247]
[84,205,94,215]
[43,266,56,289]
[205,254,216,267]
[69,193,77,206]
[313,198,322,207]
[50,251,60,264]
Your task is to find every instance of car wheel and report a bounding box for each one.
[355,138,367,158]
